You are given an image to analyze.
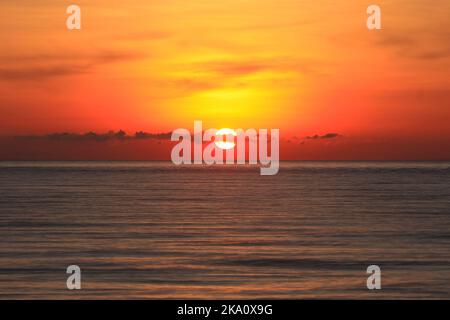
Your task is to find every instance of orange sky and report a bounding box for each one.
[0,0,449,160]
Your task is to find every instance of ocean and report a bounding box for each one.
[0,161,449,299]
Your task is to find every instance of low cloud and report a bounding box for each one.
[16,130,172,142]
[305,133,342,140]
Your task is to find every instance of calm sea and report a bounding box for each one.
[0,161,449,299]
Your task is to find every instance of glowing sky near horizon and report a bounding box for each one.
[0,0,449,159]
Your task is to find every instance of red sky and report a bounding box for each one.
[0,0,449,160]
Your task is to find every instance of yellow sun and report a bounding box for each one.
[215,128,237,150]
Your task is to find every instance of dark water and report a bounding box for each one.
[0,161,449,299]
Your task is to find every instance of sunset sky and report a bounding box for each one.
[0,0,449,160]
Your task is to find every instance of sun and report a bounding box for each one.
[215,128,237,150]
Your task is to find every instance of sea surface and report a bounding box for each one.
[0,161,449,299]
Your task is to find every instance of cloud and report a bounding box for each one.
[134,131,172,140]
[373,32,450,61]
[415,50,450,60]
[374,34,415,47]
[305,133,342,140]
[115,31,172,42]
[199,60,269,77]
[158,57,321,98]
[194,57,318,77]
[16,130,172,142]
[0,51,147,81]
[0,66,82,80]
